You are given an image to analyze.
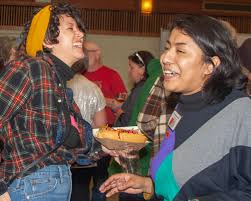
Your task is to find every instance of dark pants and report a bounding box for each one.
[119,192,161,201]
[71,156,111,201]
[119,193,145,201]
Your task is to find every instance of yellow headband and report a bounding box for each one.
[26,5,51,57]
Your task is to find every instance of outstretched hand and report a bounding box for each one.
[99,173,153,197]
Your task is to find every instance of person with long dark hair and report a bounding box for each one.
[100,14,251,201]
[113,50,155,127]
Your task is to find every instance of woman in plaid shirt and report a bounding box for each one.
[0,3,110,201]
[100,15,250,201]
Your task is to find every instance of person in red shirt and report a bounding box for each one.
[83,41,127,126]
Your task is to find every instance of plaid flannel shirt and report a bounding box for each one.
[0,52,98,184]
[137,76,173,156]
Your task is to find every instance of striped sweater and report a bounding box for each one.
[150,90,251,201]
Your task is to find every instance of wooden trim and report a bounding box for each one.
[0,25,22,30]
[202,0,251,16]
[70,0,138,11]
[0,1,48,7]
[0,3,251,36]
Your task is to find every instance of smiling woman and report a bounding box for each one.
[23,3,86,67]
[43,14,85,66]
[100,14,251,201]
[0,3,112,201]
[161,28,212,95]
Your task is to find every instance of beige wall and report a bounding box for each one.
[0,29,160,89]
[1,29,250,89]
[86,34,160,89]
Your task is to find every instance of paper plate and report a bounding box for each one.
[93,126,149,150]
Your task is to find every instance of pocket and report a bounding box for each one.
[25,177,58,199]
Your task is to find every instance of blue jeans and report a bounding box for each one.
[8,165,72,201]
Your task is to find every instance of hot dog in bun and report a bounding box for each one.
[96,126,147,144]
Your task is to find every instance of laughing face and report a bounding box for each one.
[161,28,213,95]
[46,14,85,67]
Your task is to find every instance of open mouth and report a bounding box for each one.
[163,69,179,79]
[73,42,83,49]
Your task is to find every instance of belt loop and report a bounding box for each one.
[58,165,63,184]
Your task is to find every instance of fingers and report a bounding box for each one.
[99,173,146,197]
[99,174,124,192]
[103,179,121,197]
[118,178,143,194]
[122,175,144,191]
[100,173,132,197]
[105,186,120,197]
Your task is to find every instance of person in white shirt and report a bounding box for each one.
[67,58,108,201]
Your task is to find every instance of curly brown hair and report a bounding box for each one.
[19,3,86,53]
